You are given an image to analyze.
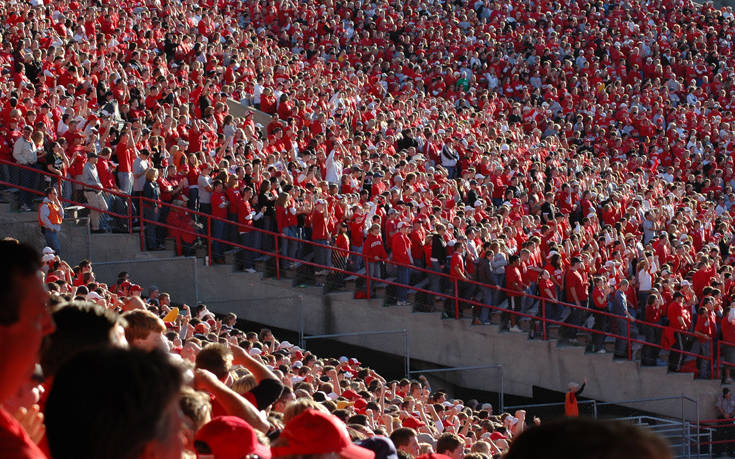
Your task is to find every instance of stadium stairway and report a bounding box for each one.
[0,191,725,421]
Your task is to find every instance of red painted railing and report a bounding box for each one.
[2,159,729,377]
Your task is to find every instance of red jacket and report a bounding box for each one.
[364,233,388,261]
[391,232,412,265]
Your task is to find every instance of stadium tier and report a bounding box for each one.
[2,0,735,456]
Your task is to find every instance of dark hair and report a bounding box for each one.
[390,427,417,448]
[505,418,672,459]
[41,301,126,377]
[436,433,464,454]
[46,348,183,459]
[0,238,42,325]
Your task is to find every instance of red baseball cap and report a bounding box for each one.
[353,398,368,414]
[271,409,374,459]
[342,389,361,401]
[195,416,271,459]
[402,416,426,429]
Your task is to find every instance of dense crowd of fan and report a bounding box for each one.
[2,0,735,392]
[4,0,735,380]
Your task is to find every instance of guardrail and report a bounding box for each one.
[0,158,727,379]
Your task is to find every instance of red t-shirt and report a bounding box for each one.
[0,406,46,459]
[505,265,523,296]
[565,270,588,302]
[115,142,134,173]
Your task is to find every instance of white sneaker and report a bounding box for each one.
[510,325,523,333]
[596,349,607,354]
[245,268,257,273]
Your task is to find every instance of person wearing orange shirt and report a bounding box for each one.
[38,187,64,255]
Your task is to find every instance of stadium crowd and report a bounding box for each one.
[2,0,735,386]
[1,238,562,459]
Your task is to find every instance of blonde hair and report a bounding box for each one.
[282,399,329,425]
[145,167,159,181]
[231,374,257,395]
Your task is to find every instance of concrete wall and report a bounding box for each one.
[92,256,200,304]
[0,210,91,262]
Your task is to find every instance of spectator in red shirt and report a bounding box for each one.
[694,297,717,379]
[364,223,388,297]
[392,222,413,306]
[561,257,588,344]
[502,254,525,332]
[642,294,664,367]
[589,276,611,354]
[668,292,693,373]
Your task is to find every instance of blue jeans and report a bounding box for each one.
[43,228,61,255]
[491,272,506,306]
[213,219,226,258]
[280,226,299,266]
[237,231,256,269]
[430,260,445,295]
[313,239,329,269]
[144,207,159,249]
[480,286,494,322]
[368,261,382,295]
[118,172,133,195]
[397,266,411,302]
[349,245,363,272]
[19,166,37,207]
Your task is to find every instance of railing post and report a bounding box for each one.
[627,316,632,361]
[207,216,212,266]
[138,196,144,251]
[365,253,371,299]
[127,195,132,234]
[542,299,547,340]
[454,278,460,319]
[275,233,280,280]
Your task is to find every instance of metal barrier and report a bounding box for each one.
[0,159,725,378]
[698,417,735,457]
